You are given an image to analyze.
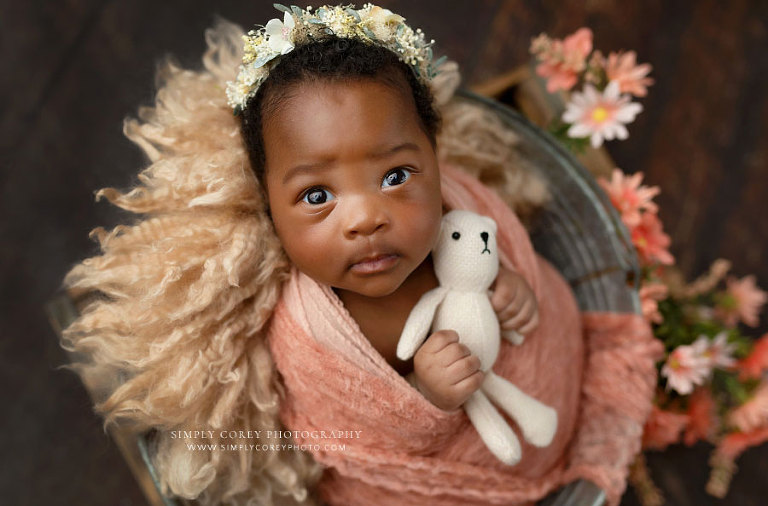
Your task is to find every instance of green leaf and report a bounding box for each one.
[273,3,291,14]
[547,119,589,154]
[344,7,361,22]
[290,5,303,17]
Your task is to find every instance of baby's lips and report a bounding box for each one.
[349,254,400,275]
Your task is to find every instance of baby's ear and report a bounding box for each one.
[482,216,498,234]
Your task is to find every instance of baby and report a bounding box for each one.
[238,35,540,412]
[62,5,656,506]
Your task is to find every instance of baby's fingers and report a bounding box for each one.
[490,276,520,313]
[447,353,482,383]
[518,310,540,335]
[500,297,537,332]
[420,329,459,355]
[495,296,525,322]
[451,368,485,397]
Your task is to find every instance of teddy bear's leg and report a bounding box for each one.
[481,371,558,448]
[464,390,522,465]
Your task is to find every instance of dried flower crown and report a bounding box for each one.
[226,3,445,114]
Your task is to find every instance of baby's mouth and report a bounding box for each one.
[349,253,400,275]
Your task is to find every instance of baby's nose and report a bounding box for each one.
[481,231,489,243]
[343,196,389,238]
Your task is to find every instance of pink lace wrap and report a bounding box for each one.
[267,164,663,505]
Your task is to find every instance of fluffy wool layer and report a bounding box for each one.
[60,18,548,506]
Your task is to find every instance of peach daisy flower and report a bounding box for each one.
[532,28,593,92]
[684,387,717,446]
[597,168,660,227]
[642,406,689,450]
[639,281,668,324]
[661,341,712,395]
[605,50,654,97]
[562,81,643,148]
[630,211,674,266]
[716,275,768,327]
[728,382,768,433]
[737,333,768,381]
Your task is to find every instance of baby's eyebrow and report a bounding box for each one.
[369,141,420,160]
[282,142,420,184]
[282,161,331,184]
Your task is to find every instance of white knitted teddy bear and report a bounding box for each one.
[397,209,558,465]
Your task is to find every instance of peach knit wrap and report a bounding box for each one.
[268,164,663,505]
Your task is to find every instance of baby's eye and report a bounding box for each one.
[302,187,334,205]
[381,167,412,188]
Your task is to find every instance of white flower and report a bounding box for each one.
[661,342,713,395]
[361,5,404,40]
[705,331,737,368]
[265,12,296,55]
[562,80,643,148]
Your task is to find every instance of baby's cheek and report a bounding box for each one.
[406,192,442,247]
[275,222,332,278]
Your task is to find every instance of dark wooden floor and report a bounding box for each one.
[2,1,767,504]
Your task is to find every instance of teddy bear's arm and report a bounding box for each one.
[396,286,449,360]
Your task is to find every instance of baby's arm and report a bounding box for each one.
[410,330,485,412]
[491,266,539,337]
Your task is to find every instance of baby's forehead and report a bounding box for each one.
[263,79,429,170]
[271,77,419,124]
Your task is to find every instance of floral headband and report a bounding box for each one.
[226,3,445,114]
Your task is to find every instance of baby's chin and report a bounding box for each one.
[332,271,411,300]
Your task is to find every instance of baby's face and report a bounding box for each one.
[263,78,442,298]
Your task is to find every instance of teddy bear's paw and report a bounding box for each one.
[488,431,522,465]
[464,391,522,465]
[502,329,525,345]
[521,405,558,448]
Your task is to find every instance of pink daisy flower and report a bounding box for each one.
[716,275,768,327]
[642,406,689,450]
[715,427,768,461]
[684,387,717,446]
[728,381,768,433]
[532,28,593,92]
[737,333,768,381]
[661,342,713,395]
[598,168,660,227]
[562,81,643,148]
[605,50,654,97]
[639,281,668,324]
[630,211,674,266]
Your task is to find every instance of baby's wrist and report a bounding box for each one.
[408,371,461,412]
[405,371,421,391]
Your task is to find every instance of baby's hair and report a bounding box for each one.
[240,36,441,185]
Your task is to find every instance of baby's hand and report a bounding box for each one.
[491,267,539,339]
[412,330,485,412]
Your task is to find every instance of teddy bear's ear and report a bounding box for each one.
[482,215,498,234]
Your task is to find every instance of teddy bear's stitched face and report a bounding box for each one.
[432,210,499,292]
